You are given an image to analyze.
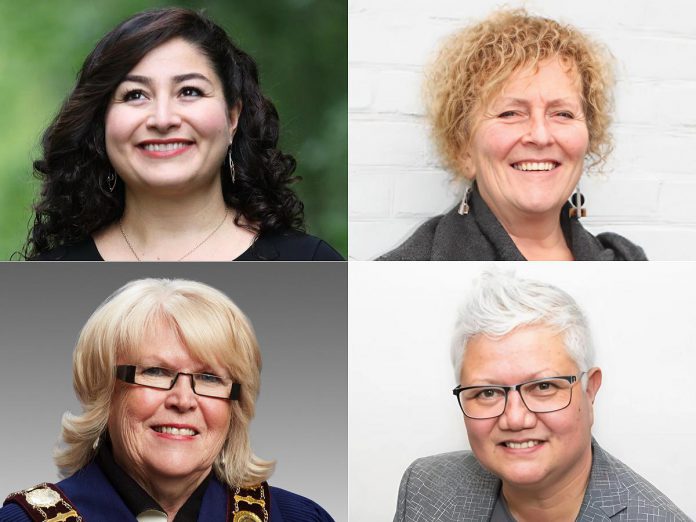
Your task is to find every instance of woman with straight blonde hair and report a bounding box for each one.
[0,278,334,521]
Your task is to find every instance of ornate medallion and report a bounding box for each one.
[233,511,262,522]
[25,486,61,508]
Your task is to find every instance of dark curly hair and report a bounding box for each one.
[25,7,304,258]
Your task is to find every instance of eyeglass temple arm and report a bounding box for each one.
[115,365,136,383]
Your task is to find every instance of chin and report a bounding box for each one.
[496,463,551,487]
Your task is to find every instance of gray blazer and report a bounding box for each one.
[378,185,647,261]
[394,441,691,521]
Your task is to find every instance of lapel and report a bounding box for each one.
[447,455,500,521]
[58,463,137,521]
[578,441,628,521]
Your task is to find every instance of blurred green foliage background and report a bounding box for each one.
[0,0,347,259]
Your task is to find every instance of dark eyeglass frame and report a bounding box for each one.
[115,365,241,400]
[452,373,585,419]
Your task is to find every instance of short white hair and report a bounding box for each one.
[451,270,594,383]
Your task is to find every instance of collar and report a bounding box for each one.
[432,183,616,260]
[95,441,211,521]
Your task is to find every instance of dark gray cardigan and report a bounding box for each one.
[378,186,647,261]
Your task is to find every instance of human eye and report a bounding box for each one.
[528,380,561,395]
[195,372,225,385]
[473,387,505,400]
[180,86,203,98]
[498,110,519,118]
[140,366,171,377]
[121,89,148,102]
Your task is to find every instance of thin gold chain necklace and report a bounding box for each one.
[119,209,228,261]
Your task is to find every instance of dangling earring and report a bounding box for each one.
[457,187,472,215]
[227,145,235,184]
[569,185,586,218]
[106,171,117,193]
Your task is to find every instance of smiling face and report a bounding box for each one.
[460,324,601,491]
[108,322,231,487]
[467,57,589,222]
[105,37,239,196]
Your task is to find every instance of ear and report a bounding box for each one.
[456,152,476,181]
[584,367,602,404]
[228,100,243,140]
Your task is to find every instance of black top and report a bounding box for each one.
[96,442,209,521]
[31,231,344,261]
[378,184,647,261]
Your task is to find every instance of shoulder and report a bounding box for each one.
[395,451,498,522]
[594,232,648,261]
[269,486,335,521]
[377,216,442,261]
[29,237,102,261]
[0,502,31,522]
[591,444,689,520]
[399,451,486,488]
[567,217,647,261]
[241,230,343,261]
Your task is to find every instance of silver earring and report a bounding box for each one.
[457,187,472,215]
[106,171,117,193]
[227,146,235,184]
[569,185,586,218]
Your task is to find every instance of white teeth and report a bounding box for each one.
[143,142,190,152]
[505,440,541,449]
[512,162,558,171]
[154,426,196,436]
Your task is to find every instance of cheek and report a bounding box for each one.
[472,126,515,167]
[558,126,589,160]
[191,102,231,140]
[105,107,137,152]
[464,419,495,451]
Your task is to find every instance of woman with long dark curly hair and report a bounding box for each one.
[26,7,342,261]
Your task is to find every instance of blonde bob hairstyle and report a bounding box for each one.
[55,278,274,487]
[425,8,615,179]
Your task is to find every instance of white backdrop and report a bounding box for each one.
[349,262,696,520]
[349,0,696,260]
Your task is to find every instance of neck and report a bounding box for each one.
[119,187,230,260]
[136,471,208,522]
[480,192,572,260]
[502,446,592,522]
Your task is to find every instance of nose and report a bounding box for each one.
[522,111,554,147]
[497,389,536,431]
[146,97,182,133]
[164,373,198,412]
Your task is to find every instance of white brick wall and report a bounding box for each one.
[348,0,696,260]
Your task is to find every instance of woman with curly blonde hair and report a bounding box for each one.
[0,278,334,521]
[380,9,646,261]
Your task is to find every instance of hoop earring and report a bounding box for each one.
[569,185,586,218]
[106,171,117,193]
[227,146,235,184]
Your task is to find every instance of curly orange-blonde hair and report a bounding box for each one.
[425,8,615,179]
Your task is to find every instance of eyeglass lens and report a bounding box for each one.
[134,366,232,399]
[458,377,575,419]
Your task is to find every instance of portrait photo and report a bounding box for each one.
[0,262,347,521]
[349,262,696,520]
[349,0,696,260]
[0,0,347,260]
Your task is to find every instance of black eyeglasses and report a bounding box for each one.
[452,373,585,419]
[115,365,240,400]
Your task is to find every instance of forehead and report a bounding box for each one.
[461,325,578,383]
[127,37,218,81]
[488,57,582,107]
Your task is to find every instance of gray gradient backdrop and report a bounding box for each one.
[0,262,347,521]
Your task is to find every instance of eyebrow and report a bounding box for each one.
[495,97,580,108]
[120,72,213,87]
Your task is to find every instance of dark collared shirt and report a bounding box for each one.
[95,442,211,522]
